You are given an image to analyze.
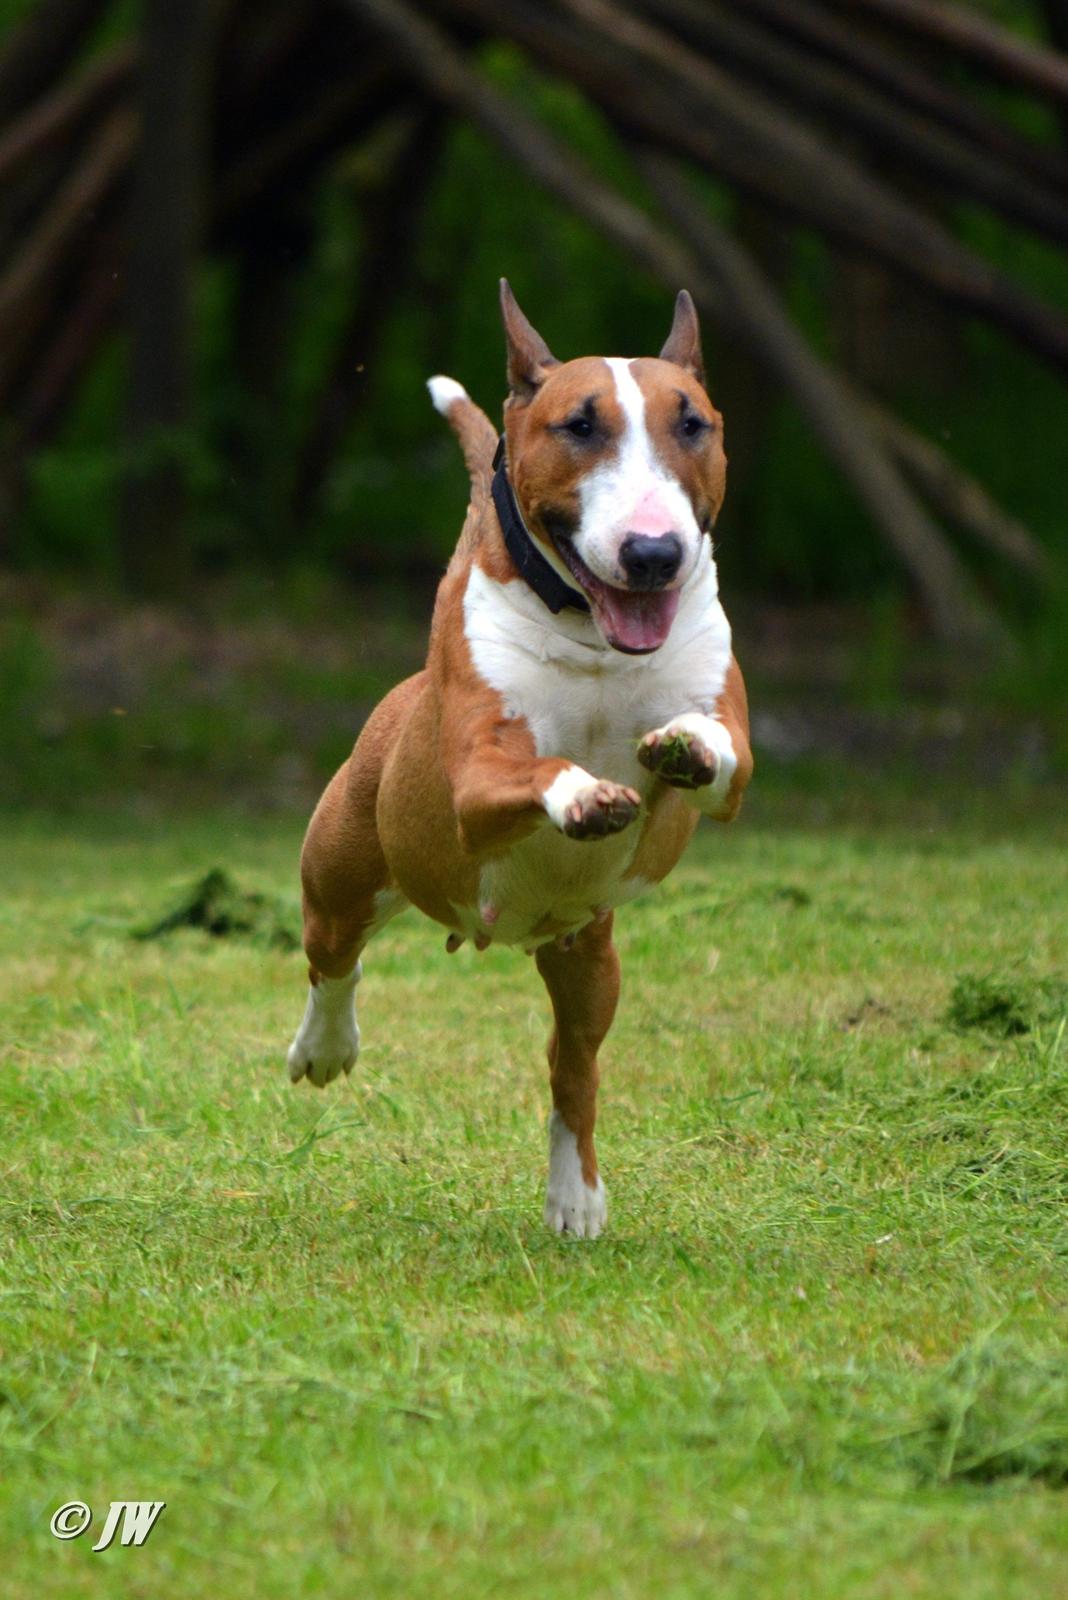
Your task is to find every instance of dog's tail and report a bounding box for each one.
[427,376,497,498]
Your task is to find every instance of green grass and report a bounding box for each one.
[2,793,1067,1598]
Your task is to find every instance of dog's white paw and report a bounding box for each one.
[544,1110,607,1240]
[286,964,361,1088]
[543,766,640,842]
[638,713,738,811]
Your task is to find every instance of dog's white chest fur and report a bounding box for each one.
[458,556,732,945]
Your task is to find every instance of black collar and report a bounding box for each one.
[491,436,590,615]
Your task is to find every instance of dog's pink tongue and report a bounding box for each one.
[592,586,680,653]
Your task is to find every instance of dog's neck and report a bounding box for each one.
[491,436,590,617]
[465,539,723,678]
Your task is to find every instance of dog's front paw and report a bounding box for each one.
[561,779,641,841]
[638,723,718,790]
[544,767,640,841]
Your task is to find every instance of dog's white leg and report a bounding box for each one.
[536,917,616,1239]
[544,1110,607,1240]
[286,963,361,1087]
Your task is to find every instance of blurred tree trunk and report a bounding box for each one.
[229,198,314,556]
[121,0,219,595]
[831,189,962,399]
[712,197,791,545]
[292,109,442,524]
[824,23,961,396]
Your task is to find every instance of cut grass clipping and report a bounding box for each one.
[132,866,299,949]
[947,972,1068,1037]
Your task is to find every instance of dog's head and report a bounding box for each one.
[499,280,726,654]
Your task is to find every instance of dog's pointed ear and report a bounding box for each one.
[659,289,704,386]
[500,278,558,401]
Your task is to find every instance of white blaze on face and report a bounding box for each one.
[574,357,701,590]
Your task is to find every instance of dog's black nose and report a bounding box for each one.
[619,533,683,590]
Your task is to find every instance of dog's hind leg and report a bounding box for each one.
[287,673,425,1087]
[535,913,620,1240]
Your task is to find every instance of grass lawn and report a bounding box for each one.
[2,782,1067,1597]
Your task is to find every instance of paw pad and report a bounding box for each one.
[638,728,717,790]
[561,780,641,840]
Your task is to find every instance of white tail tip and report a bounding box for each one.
[427,374,468,415]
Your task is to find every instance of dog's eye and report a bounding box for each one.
[565,416,594,439]
[681,414,708,439]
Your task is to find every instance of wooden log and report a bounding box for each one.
[217,0,323,110]
[344,0,1006,653]
[0,0,106,122]
[0,106,134,385]
[1040,0,1068,143]
[641,0,1068,244]
[446,0,1068,380]
[293,108,444,519]
[0,9,394,534]
[17,227,124,447]
[861,400,1053,584]
[0,36,387,433]
[212,60,396,223]
[734,0,1068,193]
[0,42,134,193]
[213,0,372,174]
[829,0,1068,110]
[345,0,695,289]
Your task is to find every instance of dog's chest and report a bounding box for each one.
[457,564,731,946]
[464,563,728,767]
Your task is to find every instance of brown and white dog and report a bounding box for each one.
[287,281,753,1238]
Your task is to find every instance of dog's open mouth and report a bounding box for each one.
[554,539,680,654]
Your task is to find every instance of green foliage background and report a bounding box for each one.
[4,7,1067,632]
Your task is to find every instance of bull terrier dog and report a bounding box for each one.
[287,281,753,1238]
